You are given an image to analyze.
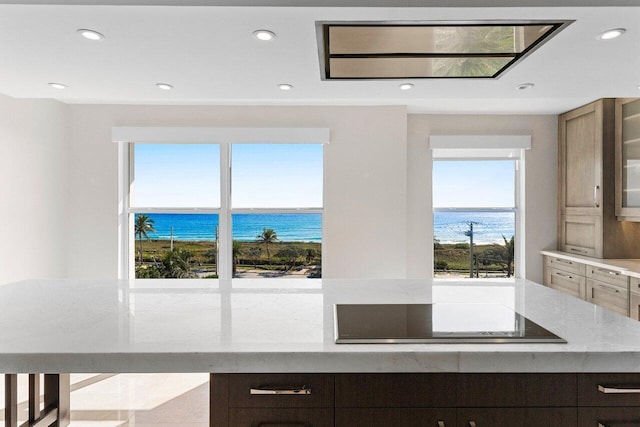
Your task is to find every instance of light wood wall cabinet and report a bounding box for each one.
[558,98,640,258]
[615,98,640,221]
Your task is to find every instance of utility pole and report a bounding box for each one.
[465,222,476,278]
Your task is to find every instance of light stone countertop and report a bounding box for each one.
[1,277,640,374]
[541,250,640,278]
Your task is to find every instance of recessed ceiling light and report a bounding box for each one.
[253,30,276,41]
[77,29,105,41]
[278,83,293,91]
[399,83,414,90]
[48,82,68,89]
[516,82,535,91]
[155,83,174,90]
[597,28,626,40]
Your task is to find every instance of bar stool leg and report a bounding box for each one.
[44,374,70,427]
[4,374,17,427]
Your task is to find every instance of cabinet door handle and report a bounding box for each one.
[556,272,573,279]
[569,248,587,254]
[597,423,608,427]
[437,422,445,427]
[555,258,573,265]
[597,268,621,276]
[250,386,311,395]
[597,284,621,293]
[598,384,640,393]
[595,185,600,208]
[469,422,477,427]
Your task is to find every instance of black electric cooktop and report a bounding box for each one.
[334,303,566,344]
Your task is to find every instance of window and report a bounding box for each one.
[121,138,324,281]
[430,135,529,280]
[319,21,570,79]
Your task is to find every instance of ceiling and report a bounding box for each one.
[0,2,638,113]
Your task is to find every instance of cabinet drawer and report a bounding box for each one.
[630,277,640,295]
[587,266,629,287]
[559,215,601,257]
[229,408,333,427]
[631,291,640,321]
[457,374,577,407]
[545,255,586,276]
[579,374,640,406]
[578,407,640,426]
[336,408,456,427]
[457,407,577,427]
[586,279,629,316]
[229,374,334,408]
[336,374,456,408]
[545,267,587,299]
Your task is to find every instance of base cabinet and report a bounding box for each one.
[212,373,640,426]
[335,408,455,427]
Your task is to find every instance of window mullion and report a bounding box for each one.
[218,143,232,280]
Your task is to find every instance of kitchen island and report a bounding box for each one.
[2,278,640,426]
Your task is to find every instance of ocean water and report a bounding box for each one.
[434,211,515,245]
[135,211,514,245]
[135,213,322,242]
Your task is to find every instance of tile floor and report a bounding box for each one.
[0,373,209,426]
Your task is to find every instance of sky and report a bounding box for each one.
[133,143,323,208]
[432,160,515,208]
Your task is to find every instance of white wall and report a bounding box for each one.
[66,105,408,279]
[406,114,558,283]
[0,94,69,285]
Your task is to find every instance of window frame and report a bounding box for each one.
[119,141,324,280]
[431,152,526,280]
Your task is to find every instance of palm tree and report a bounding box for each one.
[232,240,243,276]
[305,248,317,266]
[256,228,278,265]
[135,214,156,264]
[502,234,515,278]
[159,248,194,278]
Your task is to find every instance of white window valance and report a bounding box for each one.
[429,135,531,159]
[112,127,331,144]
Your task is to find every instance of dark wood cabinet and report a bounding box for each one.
[457,373,576,407]
[211,372,640,426]
[457,408,577,427]
[336,408,455,427]
[335,373,456,408]
[230,408,334,427]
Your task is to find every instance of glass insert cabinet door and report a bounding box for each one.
[616,98,640,220]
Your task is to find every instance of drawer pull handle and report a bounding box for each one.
[597,268,621,276]
[598,384,640,394]
[250,386,311,395]
[438,422,445,427]
[556,272,573,279]
[597,423,608,427]
[598,284,620,293]
[555,259,573,265]
[569,248,587,254]
[469,422,477,427]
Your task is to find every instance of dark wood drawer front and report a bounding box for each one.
[336,408,456,427]
[578,407,640,426]
[229,374,334,408]
[229,408,334,427]
[579,374,640,406]
[457,408,577,427]
[457,374,577,407]
[336,373,456,408]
